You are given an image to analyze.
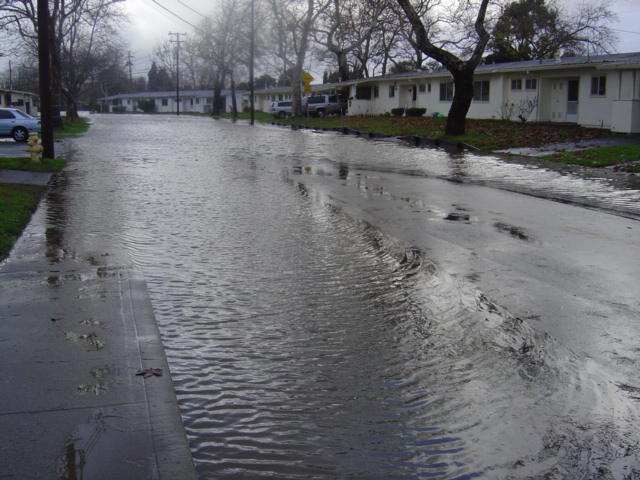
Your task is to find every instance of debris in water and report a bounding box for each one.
[136,368,163,378]
[494,222,531,241]
[77,383,107,395]
[444,212,470,221]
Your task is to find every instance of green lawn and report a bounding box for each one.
[0,157,66,172]
[544,144,640,170]
[264,115,618,151]
[0,184,43,260]
[55,116,91,138]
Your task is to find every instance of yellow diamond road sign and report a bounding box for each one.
[302,72,313,84]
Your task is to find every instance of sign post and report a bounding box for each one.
[302,72,313,94]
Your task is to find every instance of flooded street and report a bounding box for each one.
[40,115,640,478]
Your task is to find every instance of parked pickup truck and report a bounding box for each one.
[303,94,346,117]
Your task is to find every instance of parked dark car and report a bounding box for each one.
[0,108,41,142]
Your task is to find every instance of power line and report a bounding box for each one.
[148,0,202,31]
[611,28,640,36]
[176,0,207,19]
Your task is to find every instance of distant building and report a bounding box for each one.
[0,88,39,115]
[99,90,249,114]
[341,52,640,133]
[253,52,640,133]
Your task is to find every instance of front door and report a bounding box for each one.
[567,79,579,123]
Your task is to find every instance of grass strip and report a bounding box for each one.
[545,144,640,171]
[55,116,91,138]
[0,184,43,260]
[266,115,616,151]
[0,157,66,172]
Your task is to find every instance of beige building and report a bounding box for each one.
[0,88,39,115]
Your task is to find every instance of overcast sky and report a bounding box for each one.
[2,0,640,79]
[121,0,640,78]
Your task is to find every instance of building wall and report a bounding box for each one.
[0,90,38,115]
[577,71,615,128]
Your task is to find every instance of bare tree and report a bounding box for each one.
[192,0,253,115]
[1,0,125,119]
[396,0,491,135]
[269,0,329,116]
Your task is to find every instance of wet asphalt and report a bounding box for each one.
[1,117,639,478]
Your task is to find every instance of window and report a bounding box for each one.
[591,76,606,96]
[428,83,432,93]
[355,86,372,100]
[161,98,168,106]
[473,80,490,102]
[418,83,426,93]
[373,85,379,98]
[525,78,537,90]
[511,79,522,90]
[389,85,395,98]
[278,94,283,101]
[439,81,454,101]
[0,109,14,119]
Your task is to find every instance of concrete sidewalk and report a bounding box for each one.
[0,183,197,477]
[0,168,52,185]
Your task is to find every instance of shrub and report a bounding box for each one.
[390,107,427,117]
[406,107,426,117]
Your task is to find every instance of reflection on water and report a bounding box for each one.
[42,115,640,478]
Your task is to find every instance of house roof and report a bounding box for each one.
[343,51,640,85]
[254,81,344,96]
[0,88,39,97]
[100,89,248,101]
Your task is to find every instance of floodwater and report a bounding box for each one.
[44,115,639,478]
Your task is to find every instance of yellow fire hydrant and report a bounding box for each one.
[26,132,43,164]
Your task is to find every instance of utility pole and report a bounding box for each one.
[249,0,255,125]
[126,51,133,85]
[169,32,186,116]
[37,0,54,158]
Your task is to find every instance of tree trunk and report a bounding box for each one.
[395,0,490,135]
[445,73,474,135]
[230,75,238,118]
[212,80,223,116]
[65,99,79,120]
